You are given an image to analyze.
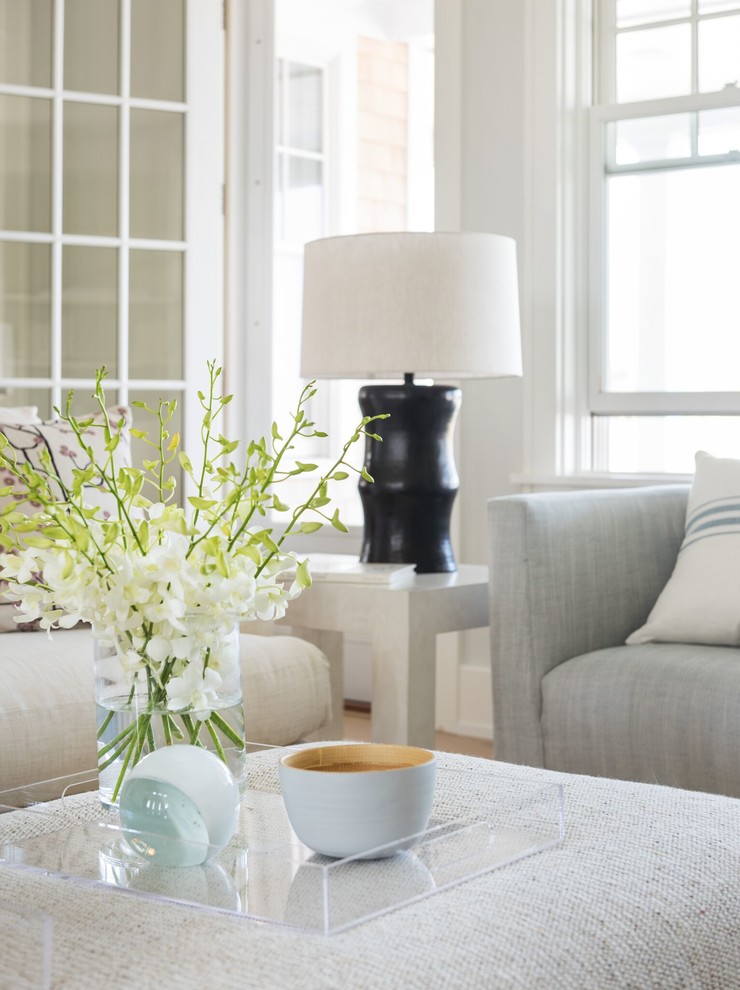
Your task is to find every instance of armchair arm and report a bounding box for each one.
[487,485,689,766]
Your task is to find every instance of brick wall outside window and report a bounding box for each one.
[356,36,408,232]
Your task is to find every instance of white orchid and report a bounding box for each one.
[0,361,385,803]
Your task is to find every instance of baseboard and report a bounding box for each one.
[344,699,371,714]
[455,664,493,739]
[450,719,493,741]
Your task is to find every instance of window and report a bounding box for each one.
[590,0,740,473]
[0,0,223,487]
[257,0,435,529]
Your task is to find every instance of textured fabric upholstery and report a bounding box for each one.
[485,485,740,796]
[542,643,740,794]
[0,629,332,791]
[3,753,740,989]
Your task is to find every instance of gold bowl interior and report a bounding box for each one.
[282,743,435,774]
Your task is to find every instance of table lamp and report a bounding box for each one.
[300,231,522,573]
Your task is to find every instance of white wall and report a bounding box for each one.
[434,0,532,738]
[435,0,576,738]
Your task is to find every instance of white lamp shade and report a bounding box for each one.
[300,232,522,380]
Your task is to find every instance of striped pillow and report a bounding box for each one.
[627,450,740,646]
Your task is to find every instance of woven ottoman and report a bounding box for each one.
[0,629,333,793]
[1,753,739,988]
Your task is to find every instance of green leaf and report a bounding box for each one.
[361,467,374,483]
[295,461,317,472]
[178,452,193,474]
[188,496,218,511]
[332,471,349,481]
[271,422,282,441]
[300,521,323,534]
[296,559,312,588]
[23,535,54,548]
[235,544,262,566]
[330,508,349,533]
[130,428,149,440]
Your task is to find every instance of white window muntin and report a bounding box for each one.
[589,1,740,421]
[0,0,223,451]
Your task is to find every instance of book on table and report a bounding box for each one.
[300,554,416,586]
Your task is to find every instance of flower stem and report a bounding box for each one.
[179,712,201,746]
[110,732,137,804]
[96,707,116,740]
[209,710,246,750]
[205,718,228,764]
[97,721,136,759]
[98,736,136,773]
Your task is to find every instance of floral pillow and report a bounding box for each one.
[0,407,132,632]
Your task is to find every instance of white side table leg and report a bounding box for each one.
[371,603,437,749]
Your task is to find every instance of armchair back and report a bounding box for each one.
[487,485,689,766]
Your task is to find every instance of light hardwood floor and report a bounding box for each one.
[343,710,493,760]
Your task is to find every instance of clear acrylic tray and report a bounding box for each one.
[0,747,564,935]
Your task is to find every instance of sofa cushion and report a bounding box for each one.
[541,643,740,797]
[628,451,740,646]
[0,630,332,793]
[0,406,41,424]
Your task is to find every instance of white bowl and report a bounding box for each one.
[279,743,436,859]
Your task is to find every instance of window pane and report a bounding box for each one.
[605,164,740,392]
[616,24,691,102]
[285,157,323,243]
[699,0,740,13]
[0,242,51,378]
[599,416,740,473]
[0,0,52,87]
[0,95,51,232]
[612,113,691,165]
[130,109,184,241]
[617,0,690,28]
[130,0,184,102]
[63,102,118,236]
[64,0,119,95]
[698,106,740,154]
[0,387,51,419]
[62,246,117,378]
[288,63,323,151]
[129,250,183,379]
[698,14,740,92]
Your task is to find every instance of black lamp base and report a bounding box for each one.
[357,380,461,573]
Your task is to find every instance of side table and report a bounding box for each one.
[272,563,490,748]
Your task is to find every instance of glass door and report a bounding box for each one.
[0,0,223,479]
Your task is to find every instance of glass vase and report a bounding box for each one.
[93,620,247,807]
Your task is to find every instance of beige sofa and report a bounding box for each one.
[0,628,334,793]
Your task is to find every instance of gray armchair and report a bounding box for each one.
[487,485,740,797]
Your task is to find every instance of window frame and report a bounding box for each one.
[587,0,740,469]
